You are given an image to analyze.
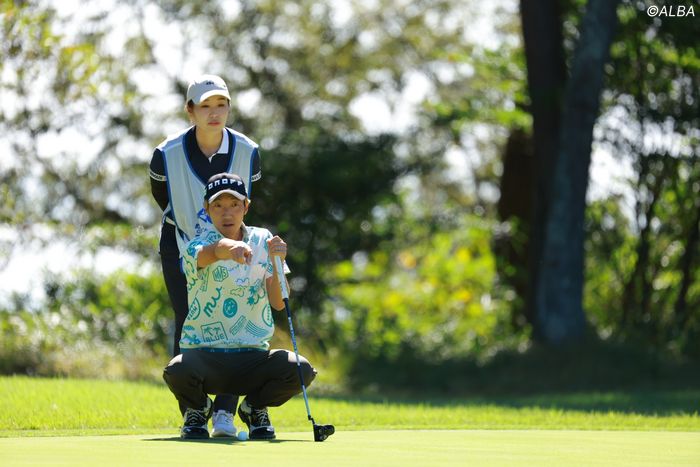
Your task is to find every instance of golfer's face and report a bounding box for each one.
[191,95,229,131]
[208,194,247,237]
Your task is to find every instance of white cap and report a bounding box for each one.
[186,74,231,105]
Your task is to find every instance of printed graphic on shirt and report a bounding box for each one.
[261,304,272,327]
[199,268,209,292]
[181,225,284,350]
[182,325,201,345]
[184,257,197,292]
[203,287,223,318]
[213,266,229,282]
[201,322,227,343]
[229,286,246,298]
[188,298,201,320]
[205,230,220,244]
[229,316,247,336]
[247,278,265,306]
[187,242,198,257]
[245,320,269,338]
[223,298,238,318]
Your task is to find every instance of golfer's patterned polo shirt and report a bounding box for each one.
[181,225,288,351]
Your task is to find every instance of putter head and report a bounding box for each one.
[313,423,335,442]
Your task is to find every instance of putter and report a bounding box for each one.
[274,255,335,442]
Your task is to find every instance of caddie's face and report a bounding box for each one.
[206,193,248,238]
[190,95,230,131]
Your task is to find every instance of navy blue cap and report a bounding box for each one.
[205,175,247,203]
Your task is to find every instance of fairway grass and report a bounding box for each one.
[2,430,699,466]
[2,376,699,465]
[2,376,699,434]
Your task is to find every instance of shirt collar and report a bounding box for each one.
[215,128,229,155]
[185,126,229,159]
[210,222,249,242]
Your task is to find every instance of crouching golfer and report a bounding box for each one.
[163,172,316,440]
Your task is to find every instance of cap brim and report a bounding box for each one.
[193,90,231,105]
[208,189,246,203]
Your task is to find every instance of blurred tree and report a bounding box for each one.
[419,12,532,331]
[143,0,514,339]
[533,0,621,343]
[0,1,159,264]
[585,0,700,357]
[516,1,567,336]
[326,213,519,389]
[495,0,700,355]
[245,128,400,344]
[495,128,533,329]
[507,0,700,354]
[0,269,171,378]
[516,0,565,333]
[519,0,620,344]
[2,0,519,356]
[492,0,568,334]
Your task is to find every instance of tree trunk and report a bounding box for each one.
[496,129,534,329]
[519,0,566,328]
[533,0,620,344]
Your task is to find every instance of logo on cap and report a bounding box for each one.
[187,74,231,104]
[205,175,247,202]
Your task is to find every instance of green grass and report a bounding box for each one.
[1,375,699,435]
[2,431,700,467]
[2,376,699,465]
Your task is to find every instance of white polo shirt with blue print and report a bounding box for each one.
[181,224,288,351]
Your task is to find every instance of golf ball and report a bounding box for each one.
[237,430,249,441]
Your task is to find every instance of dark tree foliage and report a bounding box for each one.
[585,0,700,356]
[245,128,400,339]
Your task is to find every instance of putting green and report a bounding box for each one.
[2,430,699,466]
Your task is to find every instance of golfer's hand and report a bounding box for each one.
[267,236,287,261]
[215,238,252,264]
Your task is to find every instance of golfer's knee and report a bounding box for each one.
[276,349,317,386]
[298,357,317,386]
[163,354,189,387]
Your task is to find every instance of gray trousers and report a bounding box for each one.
[163,349,317,411]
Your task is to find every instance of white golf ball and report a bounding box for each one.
[237,430,249,441]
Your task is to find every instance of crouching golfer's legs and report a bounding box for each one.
[163,349,316,440]
[162,351,215,439]
[235,349,317,440]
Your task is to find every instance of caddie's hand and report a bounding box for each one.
[267,236,287,261]
[215,238,252,265]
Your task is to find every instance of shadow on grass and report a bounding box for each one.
[144,437,310,444]
[328,336,700,416]
[314,390,700,416]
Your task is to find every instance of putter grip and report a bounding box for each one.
[273,255,289,300]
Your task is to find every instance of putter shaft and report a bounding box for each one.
[273,255,334,441]
[274,256,314,423]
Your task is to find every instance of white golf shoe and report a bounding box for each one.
[211,410,236,438]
